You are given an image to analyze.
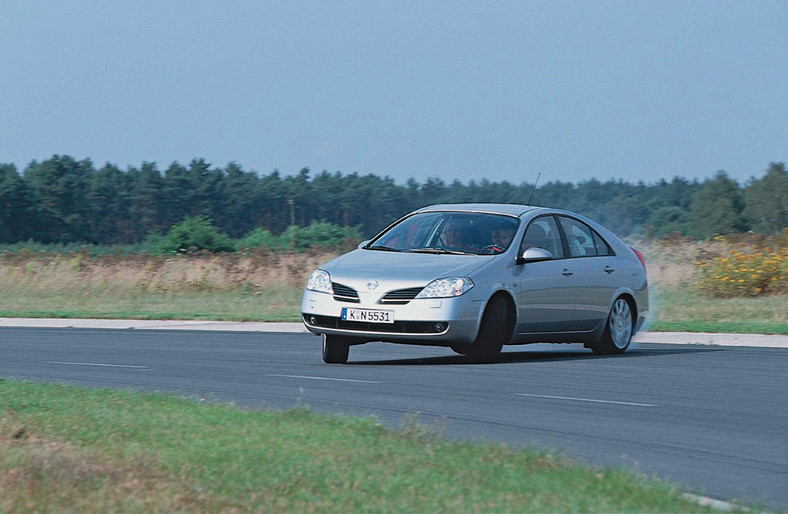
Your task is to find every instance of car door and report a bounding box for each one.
[556,216,619,331]
[515,216,576,333]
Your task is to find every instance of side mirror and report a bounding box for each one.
[517,247,554,264]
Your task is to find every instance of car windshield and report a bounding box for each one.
[367,212,519,255]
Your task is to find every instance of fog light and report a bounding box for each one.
[434,322,447,332]
[310,316,317,325]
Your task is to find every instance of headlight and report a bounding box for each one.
[306,269,333,294]
[416,277,474,298]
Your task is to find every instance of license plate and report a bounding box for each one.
[341,307,395,324]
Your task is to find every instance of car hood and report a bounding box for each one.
[319,249,493,292]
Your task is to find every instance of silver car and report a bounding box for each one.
[301,204,648,363]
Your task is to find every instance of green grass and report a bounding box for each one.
[0,296,303,322]
[0,379,723,512]
[0,287,303,322]
[648,288,788,334]
[648,320,788,335]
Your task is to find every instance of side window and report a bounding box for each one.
[521,216,564,258]
[592,231,615,256]
[558,217,597,258]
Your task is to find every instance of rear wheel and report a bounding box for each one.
[592,297,633,355]
[468,295,513,362]
[322,334,350,364]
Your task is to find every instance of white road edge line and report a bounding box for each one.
[47,361,150,369]
[680,493,740,512]
[269,374,380,384]
[515,393,657,407]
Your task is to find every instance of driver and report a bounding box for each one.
[442,219,468,250]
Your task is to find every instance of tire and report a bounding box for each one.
[592,297,633,355]
[468,295,512,362]
[322,334,350,364]
[450,343,471,355]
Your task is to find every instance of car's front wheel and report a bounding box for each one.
[592,297,633,355]
[468,294,513,362]
[322,334,350,364]
[450,343,471,355]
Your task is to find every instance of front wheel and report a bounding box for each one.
[450,343,471,355]
[322,334,350,364]
[592,297,633,355]
[468,295,513,362]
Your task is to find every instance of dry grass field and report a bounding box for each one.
[0,249,332,321]
[1,241,786,332]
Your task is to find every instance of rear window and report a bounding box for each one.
[558,217,615,258]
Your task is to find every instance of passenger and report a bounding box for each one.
[492,226,515,249]
[442,220,472,251]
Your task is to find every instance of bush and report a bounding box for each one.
[645,207,690,238]
[236,228,281,251]
[1,221,364,256]
[697,235,788,297]
[156,216,236,254]
[289,222,363,252]
[238,222,362,252]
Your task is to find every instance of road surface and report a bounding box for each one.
[1,326,785,510]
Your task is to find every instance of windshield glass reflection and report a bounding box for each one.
[367,212,519,255]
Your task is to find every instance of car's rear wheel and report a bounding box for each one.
[592,297,633,355]
[468,295,512,362]
[322,334,350,364]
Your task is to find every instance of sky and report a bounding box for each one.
[1,1,787,186]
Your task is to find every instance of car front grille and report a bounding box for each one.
[378,287,424,305]
[331,282,359,303]
[331,283,424,305]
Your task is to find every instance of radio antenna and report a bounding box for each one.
[527,172,541,205]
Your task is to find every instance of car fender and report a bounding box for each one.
[607,286,639,320]
[472,285,518,339]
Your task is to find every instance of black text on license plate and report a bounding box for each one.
[341,307,394,324]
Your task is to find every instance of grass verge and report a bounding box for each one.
[647,289,788,334]
[0,287,303,322]
[0,378,722,512]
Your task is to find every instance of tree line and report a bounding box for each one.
[1,155,786,245]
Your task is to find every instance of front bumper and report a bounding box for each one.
[300,289,481,345]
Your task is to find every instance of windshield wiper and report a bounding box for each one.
[365,245,402,252]
[411,247,475,255]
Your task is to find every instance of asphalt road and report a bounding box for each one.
[1,327,786,510]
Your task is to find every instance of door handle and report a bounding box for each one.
[562,269,574,276]
[604,266,616,274]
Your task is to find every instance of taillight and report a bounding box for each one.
[631,247,647,273]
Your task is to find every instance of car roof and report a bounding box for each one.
[415,203,541,217]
